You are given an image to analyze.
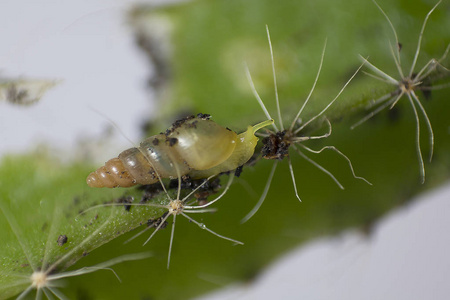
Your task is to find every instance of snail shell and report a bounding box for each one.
[87,114,273,188]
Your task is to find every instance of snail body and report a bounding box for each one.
[87,114,273,188]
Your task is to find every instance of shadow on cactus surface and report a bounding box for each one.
[1,0,450,299]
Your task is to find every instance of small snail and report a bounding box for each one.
[87,113,273,188]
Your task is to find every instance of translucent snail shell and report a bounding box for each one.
[87,114,273,188]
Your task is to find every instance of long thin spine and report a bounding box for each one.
[0,201,37,272]
[180,212,243,245]
[42,207,63,270]
[298,144,372,185]
[350,93,401,130]
[409,0,442,78]
[295,60,366,134]
[241,161,278,223]
[187,174,235,209]
[167,214,177,269]
[45,210,115,275]
[245,64,278,132]
[411,90,433,162]
[372,0,403,77]
[358,55,398,84]
[265,25,284,131]
[288,156,301,202]
[407,93,425,183]
[289,38,327,132]
[293,144,344,189]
